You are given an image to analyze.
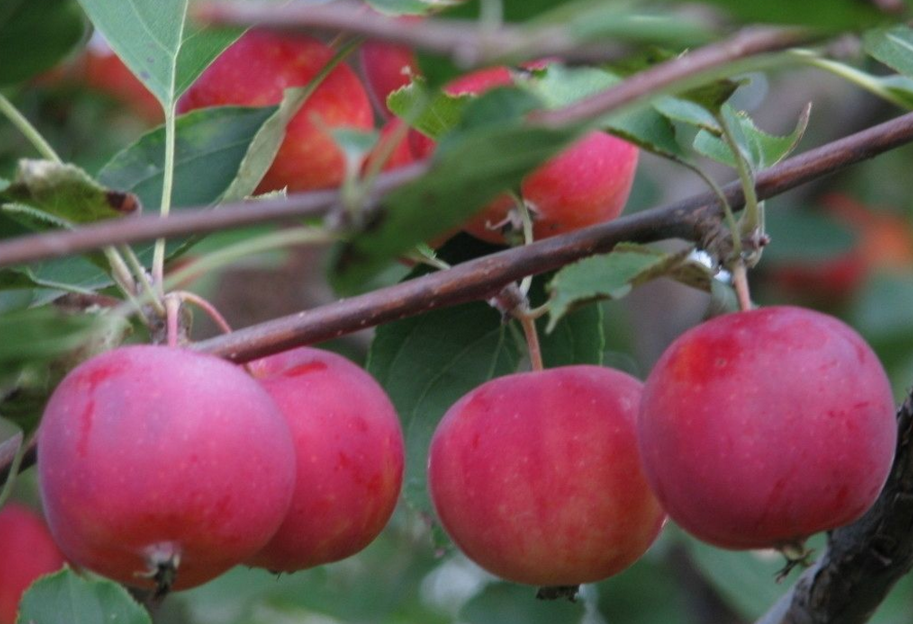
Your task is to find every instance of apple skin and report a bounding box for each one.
[428,366,666,586]
[364,118,416,173]
[178,30,373,194]
[0,504,66,624]
[638,306,897,550]
[38,346,296,590]
[245,347,404,572]
[359,36,419,118]
[423,66,639,244]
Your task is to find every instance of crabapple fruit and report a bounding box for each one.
[178,30,373,194]
[38,346,296,590]
[421,66,639,244]
[359,35,419,118]
[246,347,404,572]
[638,306,897,550]
[0,503,66,624]
[428,366,666,587]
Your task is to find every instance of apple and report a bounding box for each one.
[638,306,897,550]
[38,345,296,590]
[414,66,639,244]
[364,118,416,173]
[359,29,419,119]
[245,347,404,572]
[0,503,66,624]
[428,366,665,587]
[178,30,373,194]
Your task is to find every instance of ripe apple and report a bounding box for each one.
[359,28,419,118]
[245,347,404,572]
[428,366,666,586]
[178,30,373,194]
[38,345,296,590]
[364,118,416,173]
[638,306,897,550]
[416,66,639,244]
[0,503,66,624]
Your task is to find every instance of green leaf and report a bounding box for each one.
[367,301,521,516]
[460,582,584,624]
[387,82,473,140]
[528,275,603,367]
[0,257,113,295]
[1,160,141,225]
[654,97,721,132]
[98,106,277,209]
[0,0,87,86]
[18,568,151,624]
[865,26,913,78]
[546,243,687,331]
[365,0,431,15]
[332,91,581,292]
[694,104,811,170]
[75,0,242,109]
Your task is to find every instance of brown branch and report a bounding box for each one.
[193,0,631,68]
[0,164,426,268]
[756,394,913,624]
[191,111,913,362]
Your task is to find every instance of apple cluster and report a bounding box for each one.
[37,345,404,591]
[427,305,897,589]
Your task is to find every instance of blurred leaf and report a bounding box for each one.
[694,104,811,170]
[75,0,242,108]
[332,90,581,292]
[18,568,151,624]
[865,25,913,78]
[0,431,22,472]
[595,555,691,624]
[0,0,86,86]
[0,257,113,295]
[368,300,521,515]
[681,532,818,619]
[366,0,431,15]
[460,582,584,624]
[98,106,276,209]
[546,243,688,331]
[1,160,140,225]
[672,0,884,29]
[879,74,913,108]
[523,63,685,157]
[0,307,103,367]
[388,82,472,139]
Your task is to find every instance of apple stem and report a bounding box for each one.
[517,308,544,371]
[172,291,233,335]
[515,194,536,297]
[152,106,178,298]
[732,262,753,311]
[165,295,182,348]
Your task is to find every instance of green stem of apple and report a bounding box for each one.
[0,433,28,509]
[152,107,178,297]
[119,244,163,320]
[716,110,761,263]
[0,94,61,162]
[515,193,535,297]
[0,94,146,304]
[683,161,742,260]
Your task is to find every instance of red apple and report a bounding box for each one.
[0,504,66,624]
[38,345,296,590]
[428,366,665,586]
[246,347,404,572]
[178,30,373,194]
[359,25,420,118]
[364,118,416,173]
[638,306,897,550]
[418,66,639,244]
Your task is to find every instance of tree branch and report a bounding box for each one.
[0,164,426,268]
[191,111,913,362]
[756,395,913,624]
